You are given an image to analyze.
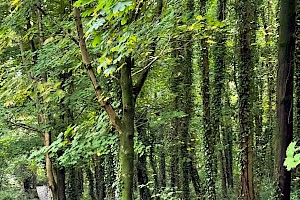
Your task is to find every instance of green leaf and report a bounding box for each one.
[104,66,116,76]
[113,1,132,14]
[92,34,101,47]
[121,16,128,25]
[74,0,94,7]
[284,141,300,171]
[87,18,106,35]
[110,45,119,52]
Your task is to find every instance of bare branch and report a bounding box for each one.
[8,121,42,133]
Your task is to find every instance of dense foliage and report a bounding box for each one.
[0,0,300,200]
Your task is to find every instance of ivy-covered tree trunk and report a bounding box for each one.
[261,1,276,177]
[136,111,151,200]
[85,165,96,200]
[236,0,256,199]
[275,0,295,199]
[94,158,105,200]
[180,1,195,199]
[170,40,182,193]
[149,132,159,198]
[199,0,216,198]
[212,0,228,196]
[223,91,233,189]
[158,127,166,190]
[105,153,116,199]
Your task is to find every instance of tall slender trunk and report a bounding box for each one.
[149,142,159,199]
[236,0,257,199]
[72,3,135,199]
[180,1,194,199]
[106,153,116,199]
[94,158,105,200]
[55,167,66,200]
[18,37,39,199]
[261,1,276,177]
[36,5,58,199]
[275,0,295,199]
[224,91,233,189]
[136,110,151,200]
[212,0,228,197]
[295,0,300,142]
[170,40,182,192]
[45,133,58,200]
[86,165,96,200]
[158,127,166,190]
[119,58,135,200]
[199,0,216,198]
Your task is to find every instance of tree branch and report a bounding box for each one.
[72,3,121,132]
[8,121,42,133]
[133,35,169,101]
[133,0,164,101]
[34,4,79,45]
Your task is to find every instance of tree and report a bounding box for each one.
[236,0,257,199]
[275,0,296,199]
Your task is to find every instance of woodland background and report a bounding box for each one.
[0,0,299,200]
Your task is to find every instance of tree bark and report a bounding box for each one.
[119,58,135,200]
[295,0,300,142]
[213,0,228,197]
[73,4,121,132]
[55,167,66,200]
[275,0,295,199]
[236,0,257,199]
[85,165,96,200]
[136,111,151,200]
[94,157,105,200]
[158,127,166,190]
[72,4,135,200]
[199,0,216,198]
[45,133,58,200]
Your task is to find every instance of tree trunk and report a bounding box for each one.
[94,157,105,200]
[275,0,295,199]
[158,128,166,190]
[199,0,216,198]
[67,167,77,200]
[106,153,116,199]
[180,1,194,198]
[119,58,135,200]
[236,0,257,199]
[224,92,233,189]
[45,133,58,200]
[213,0,228,197]
[261,1,275,177]
[72,4,135,199]
[86,165,96,200]
[170,41,181,192]
[55,167,66,200]
[295,0,300,142]
[136,111,151,200]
